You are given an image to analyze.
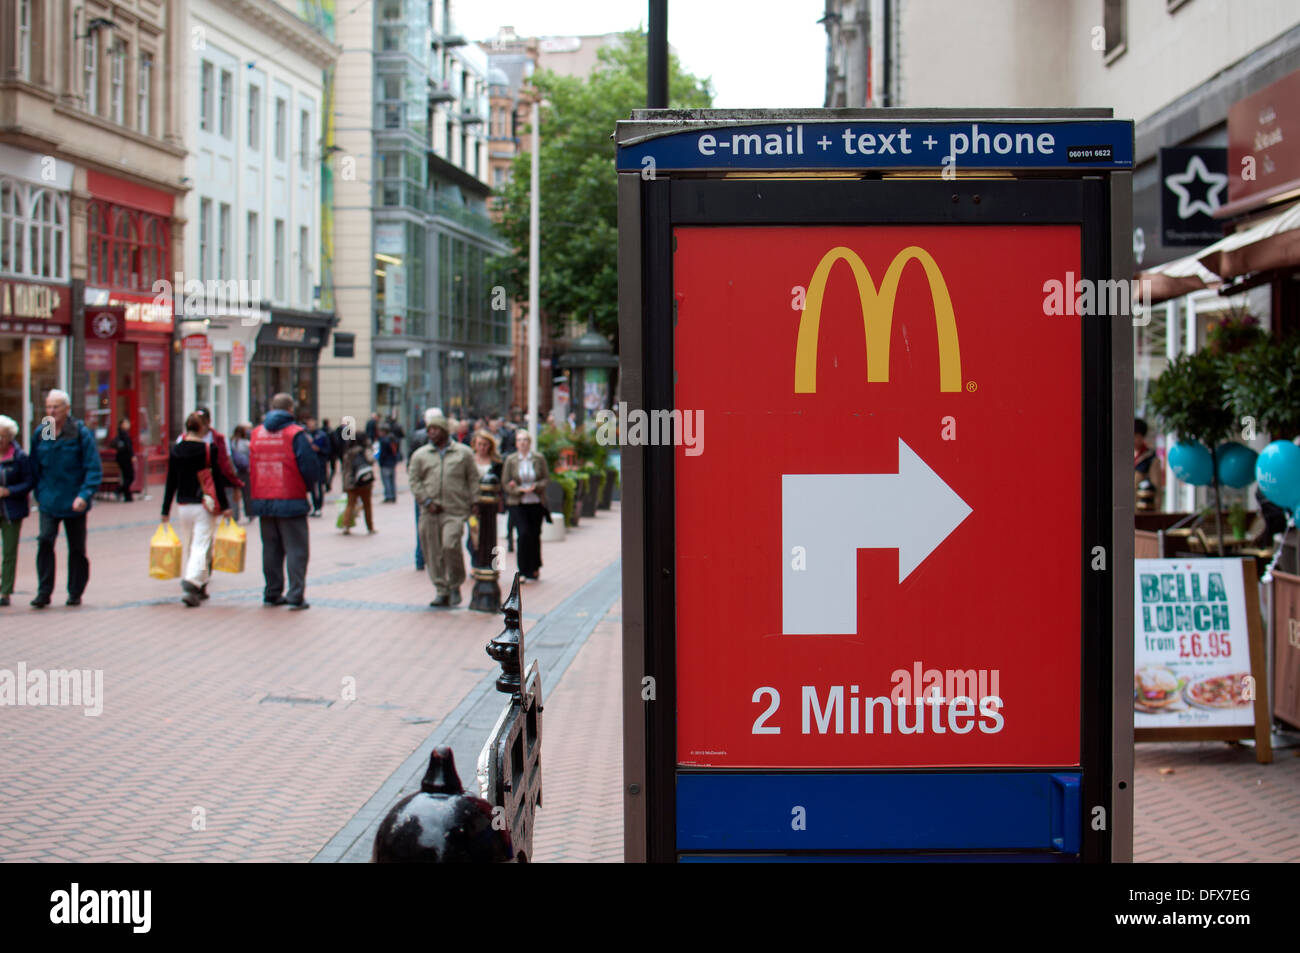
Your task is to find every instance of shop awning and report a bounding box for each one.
[1137,251,1220,304]
[1198,201,1300,280]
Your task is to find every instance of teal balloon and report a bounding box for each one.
[1256,440,1300,510]
[1168,441,1213,487]
[1215,442,1258,489]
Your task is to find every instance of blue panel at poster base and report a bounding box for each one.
[676,772,1081,854]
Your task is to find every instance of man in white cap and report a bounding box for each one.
[408,408,478,606]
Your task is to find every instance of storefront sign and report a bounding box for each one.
[1159,147,1227,246]
[231,341,246,375]
[1133,558,1271,759]
[139,346,167,372]
[85,340,113,372]
[375,353,406,385]
[0,280,70,324]
[275,325,306,343]
[1274,571,1300,731]
[85,306,126,342]
[375,223,405,256]
[197,344,214,375]
[1227,68,1300,213]
[182,334,209,351]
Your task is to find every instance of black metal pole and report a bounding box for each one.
[647,0,668,109]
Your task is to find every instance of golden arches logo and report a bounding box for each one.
[794,246,962,393]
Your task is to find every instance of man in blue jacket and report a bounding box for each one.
[248,393,321,609]
[29,389,102,608]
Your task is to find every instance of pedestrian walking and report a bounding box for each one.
[467,431,504,568]
[248,393,321,610]
[112,417,136,502]
[229,424,253,522]
[28,389,102,608]
[326,418,343,491]
[377,426,400,503]
[0,415,34,607]
[305,415,330,516]
[340,434,377,535]
[408,416,430,569]
[162,412,232,606]
[409,410,478,607]
[503,431,549,582]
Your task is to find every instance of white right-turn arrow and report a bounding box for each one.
[781,439,973,635]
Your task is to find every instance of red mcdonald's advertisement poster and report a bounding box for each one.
[673,225,1082,768]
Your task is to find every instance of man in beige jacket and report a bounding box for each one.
[408,410,479,606]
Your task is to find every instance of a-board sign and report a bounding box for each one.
[618,108,1135,863]
[1269,571,1300,731]
[1133,558,1271,762]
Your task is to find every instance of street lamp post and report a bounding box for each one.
[527,99,540,442]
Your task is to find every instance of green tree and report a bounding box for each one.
[493,30,713,350]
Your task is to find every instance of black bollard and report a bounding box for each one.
[469,471,502,612]
[486,573,524,696]
[371,746,512,863]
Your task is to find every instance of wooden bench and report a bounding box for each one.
[95,456,123,500]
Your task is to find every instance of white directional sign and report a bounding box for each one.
[781,439,973,635]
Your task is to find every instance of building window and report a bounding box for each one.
[18,0,31,81]
[198,200,212,281]
[299,226,310,305]
[86,201,168,291]
[1103,0,1126,60]
[220,70,233,139]
[247,211,259,283]
[299,109,311,171]
[273,218,285,301]
[84,34,99,115]
[218,203,231,279]
[274,97,286,160]
[248,85,261,150]
[110,40,126,124]
[1,179,69,280]
[200,61,213,131]
[138,54,153,135]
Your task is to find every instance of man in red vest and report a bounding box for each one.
[249,393,321,609]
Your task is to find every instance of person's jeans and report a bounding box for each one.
[236,468,252,522]
[1,513,21,597]
[380,464,397,501]
[36,511,89,599]
[414,499,424,568]
[259,515,310,604]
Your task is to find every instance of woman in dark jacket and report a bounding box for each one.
[162,412,231,607]
[112,417,135,502]
[0,415,34,606]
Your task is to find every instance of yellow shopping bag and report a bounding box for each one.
[213,518,247,574]
[149,523,182,580]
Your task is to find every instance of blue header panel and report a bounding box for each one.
[617,120,1133,173]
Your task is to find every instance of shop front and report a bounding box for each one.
[178,305,264,437]
[0,279,70,441]
[83,171,177,485]
[249,308,334,423]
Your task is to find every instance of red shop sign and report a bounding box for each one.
[85,305,126,341]
[673,224,1083,769]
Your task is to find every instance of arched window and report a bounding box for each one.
[0,176,69,280]
[139,214,167,289]
[111,207,136,288]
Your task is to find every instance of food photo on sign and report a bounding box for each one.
[1133,559,1255,728]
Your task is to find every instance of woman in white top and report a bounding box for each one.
[501,431,549,581]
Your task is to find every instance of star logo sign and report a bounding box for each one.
[1164,155,1228,220]
[92,312,118,338]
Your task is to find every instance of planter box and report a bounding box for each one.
[600,469,616,509]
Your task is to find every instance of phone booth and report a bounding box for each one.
[618,108,1136,862]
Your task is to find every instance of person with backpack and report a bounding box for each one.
[304,416,330,517]
[377,426,401,503]
[340,434,377,535]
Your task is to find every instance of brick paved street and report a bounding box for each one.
[0,470,621,862]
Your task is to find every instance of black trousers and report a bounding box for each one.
[514,503,545,577]
[259,515,310,604]
[118,459,135,502]
[36,511,89,599]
